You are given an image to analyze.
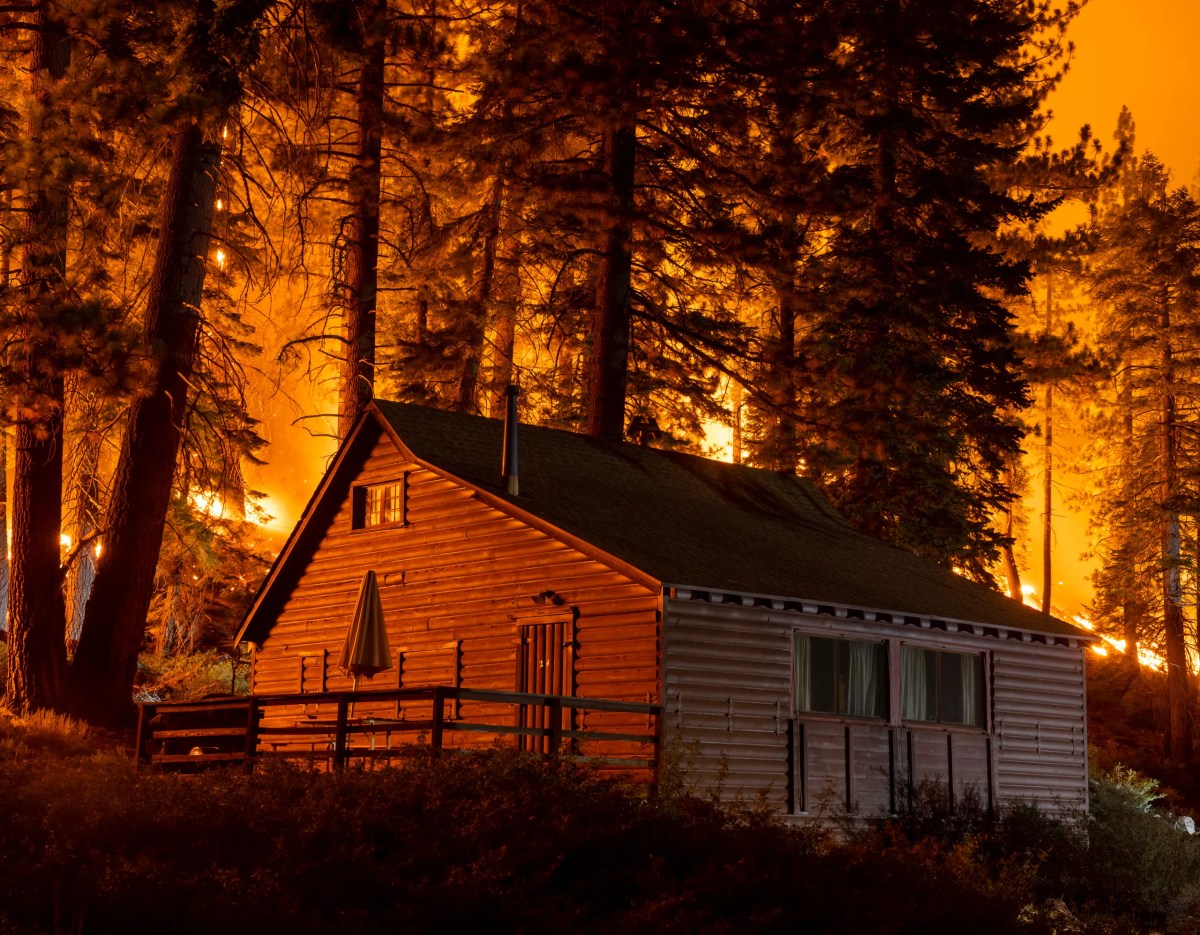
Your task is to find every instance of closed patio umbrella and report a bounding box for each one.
[339,570,393,679]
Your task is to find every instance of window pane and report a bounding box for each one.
[365,486,382,526]
[902,648,983,727]
[801,636,837,714]
[943,652,983,727]
[901,646,938,722]
[843,640,887,718]
[383,482,403,523]
[797,636,884,718]
[940,653,966,724]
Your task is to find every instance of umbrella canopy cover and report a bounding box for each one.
[339,570,393,678]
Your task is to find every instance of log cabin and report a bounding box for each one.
[234,396,1095,818]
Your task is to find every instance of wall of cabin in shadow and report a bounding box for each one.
[662,594,1088,818]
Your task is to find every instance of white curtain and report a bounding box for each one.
[795,634,811,712]
[959,654,980,726]
[844,641,879,717]
[901,646,929,721]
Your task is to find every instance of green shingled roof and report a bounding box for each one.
[374,400,1086,639]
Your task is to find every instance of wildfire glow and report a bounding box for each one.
[59,533,71,549]
[191,491,225,519]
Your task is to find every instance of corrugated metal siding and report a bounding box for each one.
[252,425,661,762]
[663,597,1088,817]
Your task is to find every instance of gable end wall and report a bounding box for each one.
[252,427,662,741]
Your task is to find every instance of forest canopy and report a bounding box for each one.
[5,0,1193,763]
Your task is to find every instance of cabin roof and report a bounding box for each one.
[371,400,1083,639]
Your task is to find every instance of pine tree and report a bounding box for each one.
[1089,153,1200,767]
[72,0,271,725]
[788,0,1079,577]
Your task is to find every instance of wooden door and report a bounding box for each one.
[517,618,575,753]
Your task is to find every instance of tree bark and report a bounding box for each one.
[999,459,1022,601]
[1157,287,1192,766]
[5,3,70,713]
[488,195,522,419]
[765,282,799,472]
[1041,274,1053,614]
[65,420,101,645]
[337,0,385,440]
[71,120,221,726]
[458,171,506,414]
[585,122,636,442]
[0,428,8,634]
[1119,359,1139,673]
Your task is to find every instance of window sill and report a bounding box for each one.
[901,721,988,735]
[795,713,889,725]
[350,521,409,533]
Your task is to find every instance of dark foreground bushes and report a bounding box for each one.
[0,720,1196,934]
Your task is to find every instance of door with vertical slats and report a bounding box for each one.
[517,618,575,753]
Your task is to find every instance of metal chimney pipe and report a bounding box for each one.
[501,385,519,496]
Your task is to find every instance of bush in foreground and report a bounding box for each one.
[0,725,1195,934]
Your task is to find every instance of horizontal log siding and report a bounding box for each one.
[253,427,660,759]
[663,597,1088,817]
[661,600,792,809]
[993,646,1087,812]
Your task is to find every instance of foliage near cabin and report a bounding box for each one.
[0,715,1198,935]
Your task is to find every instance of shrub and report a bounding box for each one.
[0,742,1077,935]
[1083,765,1200,927]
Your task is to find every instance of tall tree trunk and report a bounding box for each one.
[765,282,798,472]
[1157,289,1192,766]
[458,171,506,414]
[5,4,70,713]
[65,419,101,645]
[337,0,385,440]
[71,121,221,726]
[730,380,743,465]
[1119,358,1139,672]
[1041,274,1053,614]
[1000,459,1022,600]
[585,121,636,442]
[488,197,522,419]
[0,428,8,635]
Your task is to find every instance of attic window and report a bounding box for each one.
[353,479,406,529]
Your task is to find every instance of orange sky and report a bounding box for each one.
[1048,0,1200,183]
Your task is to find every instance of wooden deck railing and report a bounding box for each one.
[135,687,662,774]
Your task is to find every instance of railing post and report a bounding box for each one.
[430,687,445,757]
[334,695,349,770]
[243,696,260,774]
[134,703,150,771]
[547,697,562,757]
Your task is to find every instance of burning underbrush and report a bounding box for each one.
[0,725,1195,935]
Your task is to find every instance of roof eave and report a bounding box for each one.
[663,583,1100,645]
